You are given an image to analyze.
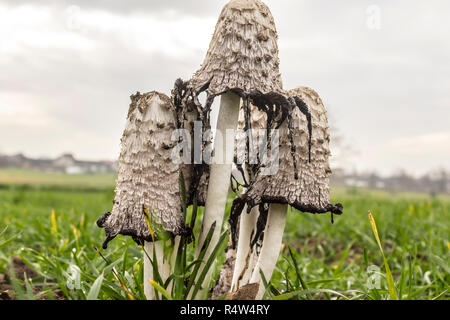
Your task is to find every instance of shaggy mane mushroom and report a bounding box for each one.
[173,0,287,299]
[96,0,344,301]
[97,91,188,248]
[230,86,343,299]
[96,91,192,299]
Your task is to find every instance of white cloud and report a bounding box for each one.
[389,133,450,156]
[0,3,215,57]
[358,132,450,176]
[0,91,52,126]
[75,9,216,57]
[0,4,94,54]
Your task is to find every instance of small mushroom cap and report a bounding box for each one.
[190,0,283,96]
[98,91,186,248]
[238,87,342,214]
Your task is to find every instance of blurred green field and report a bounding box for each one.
[0,169,116,190]
[0,170,448,300]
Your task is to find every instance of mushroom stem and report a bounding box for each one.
[167,236,181,293]
[144,238,179,300]
[144,241,164,300]
[250,203,288,300]
[189,91,241,299]
[230,205,259,291]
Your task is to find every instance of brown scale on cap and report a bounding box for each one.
[97,91,188,249]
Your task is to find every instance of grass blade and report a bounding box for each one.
[93,246,135,300]
[87,274,104,300]
[288,246,312,299]
[143,206,155,242]
[149,280,172,300]
[173,237,186,300]
[184,222,217,298]
[368,211,398,300]
[51,209,58,237]
[179,171,187,220]
[190,194,198,231]
[24,276,36,300]
[430,254,450,274]
[191,229,228,300]
[259,269,273,300]
[8,262,26,300]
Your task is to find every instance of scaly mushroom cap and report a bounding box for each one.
[230,87,343,245]
[97,91,186,249]
[245,88,328,206]
[242,87,343,212]
[190,0,283,95]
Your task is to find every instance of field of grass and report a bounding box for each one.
[0,169,116,190]
[0,170,448,300]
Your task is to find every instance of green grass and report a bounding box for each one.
[0,172,448,300]
[272,188,450,300]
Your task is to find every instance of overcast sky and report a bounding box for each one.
[0,0,449,176]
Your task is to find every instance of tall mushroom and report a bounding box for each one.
[97,91,188,299]
[174,0,284,299]
[229,105,268,293]
[230,86,343,299]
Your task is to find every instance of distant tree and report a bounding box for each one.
[365,172,378,189]
[327,113,359,172]
[431,169,448,195]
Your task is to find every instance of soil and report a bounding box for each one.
[0,271,13,300]
[226,283,259,300]
[9,256,39,281]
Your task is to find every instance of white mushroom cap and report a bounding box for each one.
[98,91,186,248]
[190,0,283,96]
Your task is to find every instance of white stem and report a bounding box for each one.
[188,91,241,299]
[167,236,181,294]
[144,237,181,299]
[143,241,156,300]
[230,205,259,291]
[250,204,288,300]
[144,240,171,300]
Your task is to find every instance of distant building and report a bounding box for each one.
[330,168,449,195]
[0,153,117,174]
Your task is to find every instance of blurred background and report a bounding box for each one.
[0,0,449,193]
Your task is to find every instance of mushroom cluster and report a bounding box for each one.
[97,0,343,300]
